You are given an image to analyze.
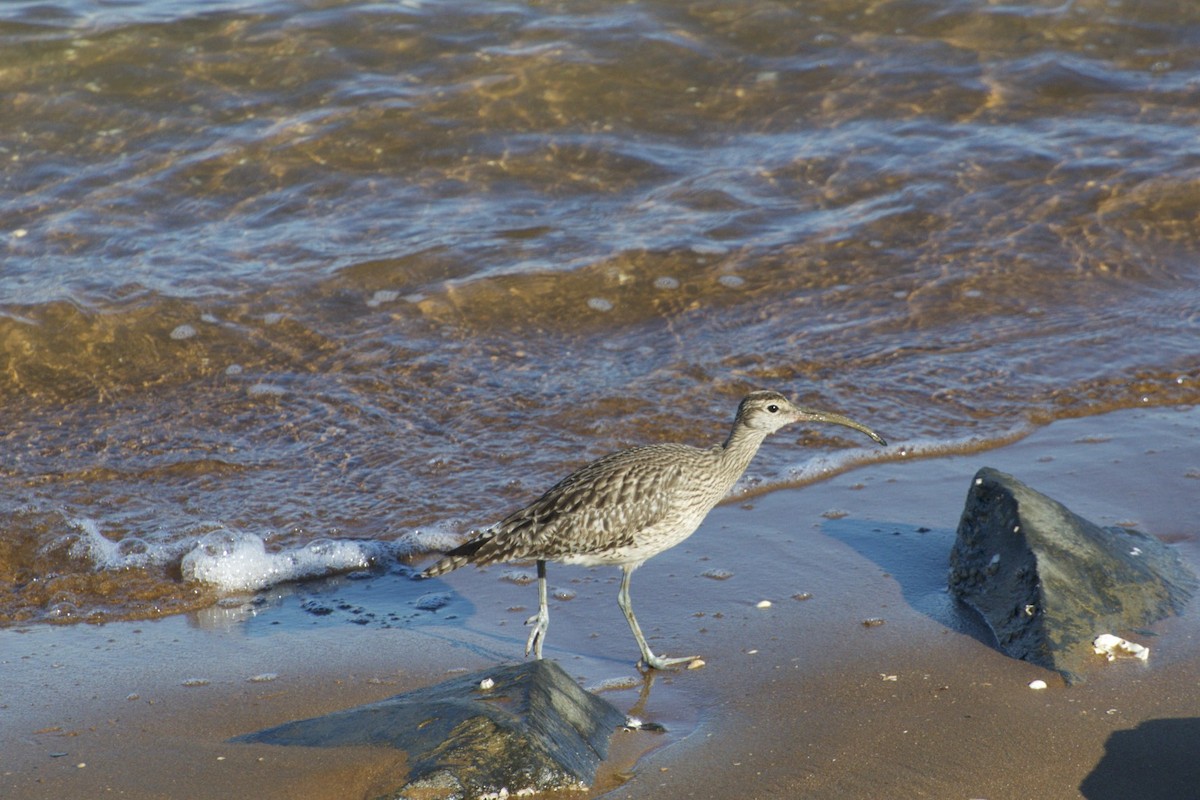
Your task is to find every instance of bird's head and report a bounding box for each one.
[736,390,887,446]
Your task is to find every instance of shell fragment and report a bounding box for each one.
[1092,633,1149,662]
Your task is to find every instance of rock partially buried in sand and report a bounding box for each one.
[948,467,1195,684]
[233,659,625,799]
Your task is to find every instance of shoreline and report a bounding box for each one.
[4,405,1199,799]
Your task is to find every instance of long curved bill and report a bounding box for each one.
[797,408,887,447]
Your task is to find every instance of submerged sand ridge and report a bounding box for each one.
[2,406,1199,799]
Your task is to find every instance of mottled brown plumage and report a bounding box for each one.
[422,390,886,669]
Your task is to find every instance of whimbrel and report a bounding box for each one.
[422,391,886,669]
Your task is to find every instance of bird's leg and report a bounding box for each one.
[524,559,550,660]
[618,565,697,670]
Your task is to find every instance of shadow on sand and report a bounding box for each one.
[1080,718,1200,799]
[820,517,995,646]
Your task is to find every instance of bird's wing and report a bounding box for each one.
[469,445,687,565]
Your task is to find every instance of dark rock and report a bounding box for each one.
[233,659,626,799]
[949,467,1196,683]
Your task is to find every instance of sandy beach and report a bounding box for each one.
[4,405,1199,800]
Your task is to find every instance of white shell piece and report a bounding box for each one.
[1092,633,1149,662]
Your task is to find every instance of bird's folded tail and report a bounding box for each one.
[420,554,468,578]
[419,531,493,578]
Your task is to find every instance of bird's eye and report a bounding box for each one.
[766,404,780,413]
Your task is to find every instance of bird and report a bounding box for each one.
[421,390,886,669]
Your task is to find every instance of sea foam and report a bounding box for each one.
[180,528,378,592]
[67,518,184,569]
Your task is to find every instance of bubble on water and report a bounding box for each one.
[653,276,680,290]
[552,588,576,601]
[116,537,149,558]
[248,383,287,397]
[49,590,78,606]
[262,312,285,325]
[48,601,80,619]
[170,324,197,340]
[247,673,279,683]
[200,313,219,324]
[195,528,243,559]
[587,297,613,312]
[717,274,745,288]
[225,364,243,376]
[306,538,336,557]
[367,289,401,308]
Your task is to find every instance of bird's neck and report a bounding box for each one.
[718,423,770,475]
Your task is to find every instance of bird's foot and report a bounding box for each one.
[524,608,549,660]
[638,652,699,671]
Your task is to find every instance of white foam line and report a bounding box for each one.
[180,527,380,593]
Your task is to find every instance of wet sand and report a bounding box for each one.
[4,406,1199,800]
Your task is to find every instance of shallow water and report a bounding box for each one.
[2,0,1199,625]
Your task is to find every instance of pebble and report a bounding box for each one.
[700,568,734,580]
